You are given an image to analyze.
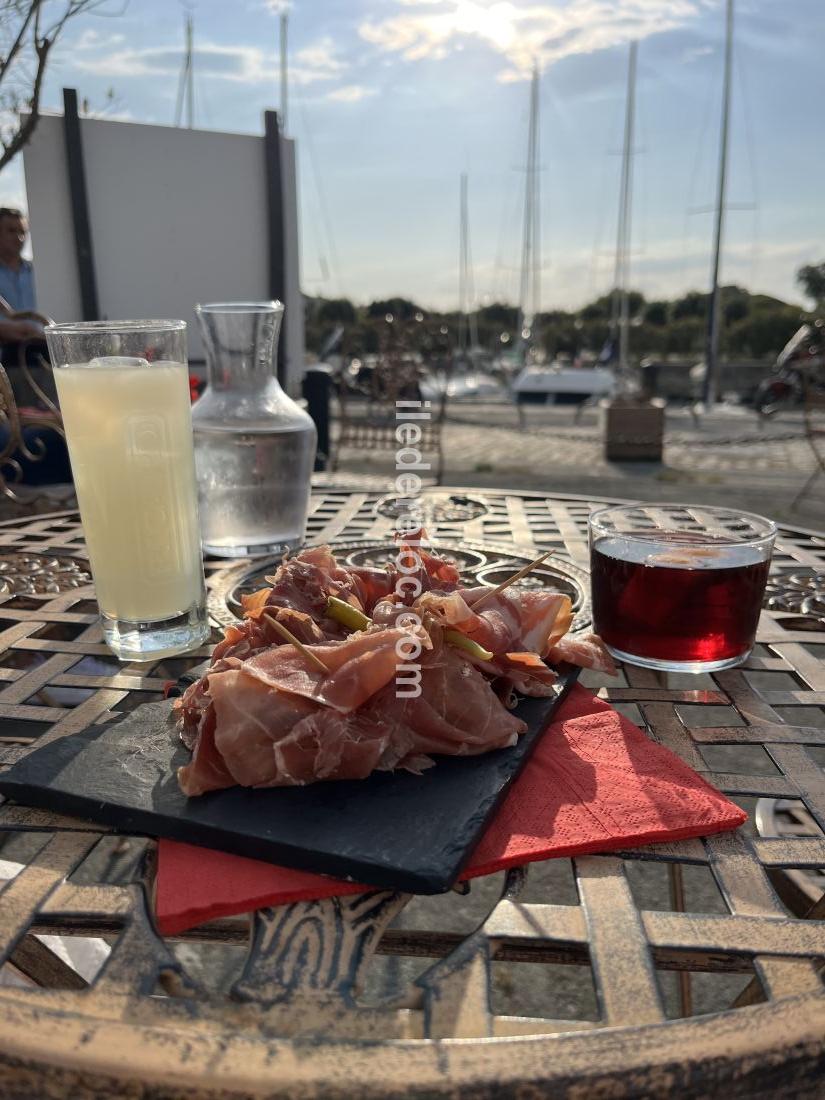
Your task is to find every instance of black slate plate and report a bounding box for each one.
[0,666,578,894]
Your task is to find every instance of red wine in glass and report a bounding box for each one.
[591,534,770,669]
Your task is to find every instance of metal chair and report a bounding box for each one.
[332,353,448,484]
[0,307,74,512]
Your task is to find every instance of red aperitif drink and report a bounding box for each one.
[590,534,771,667]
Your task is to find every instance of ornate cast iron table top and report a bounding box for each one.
[0,488,823,1099]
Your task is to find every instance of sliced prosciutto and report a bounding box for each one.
[177,638,525,795]
[239,626,429,713]
[547,632,617,675]
[176,534,616,797]
[417,587,572,657]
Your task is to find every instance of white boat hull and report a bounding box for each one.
[513,366,615,399]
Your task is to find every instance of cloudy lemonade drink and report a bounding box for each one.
[47,322,209,661]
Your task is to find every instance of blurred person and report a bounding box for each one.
[0,309,42,348]
[0,208,70,485]
[0,208,36,314]
[0,207,45,360]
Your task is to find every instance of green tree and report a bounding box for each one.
[366,298,419,321]
[477,302,518,327]
[318,298,356,325]
[540,319,579,357]
[580,294,612,321]
[726,307,800,358]
[797,262,825,310]
[721,285,749,324]
[643,300,669,326]
[665,317,704,355]
[672,291,707,320]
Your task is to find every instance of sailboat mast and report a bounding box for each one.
[702,0,734,406]
[174,12,195,128]
[280,10,289,135]
[459,172,468,357]
[518,64,540,357]
[458,172,479,358]
[532,68,541,335]
[614,41,637,376]
[186,15,195,128]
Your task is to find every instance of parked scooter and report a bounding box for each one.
[753,322,825,417]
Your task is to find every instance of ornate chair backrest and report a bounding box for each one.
[334,347,448,483]
[6,309,60,414]
[0,308,73,510]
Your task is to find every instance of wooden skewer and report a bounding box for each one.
[263,612,331,674]
[472,549,557,609]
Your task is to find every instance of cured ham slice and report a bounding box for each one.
[240,626,428,713]
[389,646,526,756]
[176,535,616,797]
[214,605,329,665]
[177,640,525,794]
[418,587,572,658]
[484,651,560,699]
[395,528,462,592]
[177,707,234,795]
[256,546,397,627]
[547,632,617,675]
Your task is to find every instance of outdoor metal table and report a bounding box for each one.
[0,488,824,1099]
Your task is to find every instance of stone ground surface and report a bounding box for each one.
[328,400,825,527]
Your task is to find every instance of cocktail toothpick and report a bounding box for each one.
[471,549,556,610]
[263,612,330,674]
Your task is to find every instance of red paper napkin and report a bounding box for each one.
[156,685,746,935]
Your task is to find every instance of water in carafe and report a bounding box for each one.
[192,302,316,558]
[194,421,314,557]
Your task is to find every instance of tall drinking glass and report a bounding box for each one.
[45,320,210,661]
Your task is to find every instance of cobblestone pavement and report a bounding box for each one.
[330,402,825,525]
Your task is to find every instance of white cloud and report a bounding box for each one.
[359,0,706,82]
[71,28,126,51]
[85,107,140,122]
[292,36,347,83]
[72,42,266,82]
[71,35,346,88]
[326,84,376,103]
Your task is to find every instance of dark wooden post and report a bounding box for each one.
[62,88,99,321]
[302,365,332,471]
[264,109,287,388]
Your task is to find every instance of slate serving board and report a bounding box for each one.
[0,666,578,894]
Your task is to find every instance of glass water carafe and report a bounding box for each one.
[192,301,316,558]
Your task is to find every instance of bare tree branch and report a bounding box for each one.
[0,18,52,168]
[0,1,40,84]
[0,0,117,173]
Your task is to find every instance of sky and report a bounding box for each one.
[1,0,823,311]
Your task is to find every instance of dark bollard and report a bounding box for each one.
[640,360,660,400]
[302,364,333,471]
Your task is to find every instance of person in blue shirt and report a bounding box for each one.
[0,207,41,346]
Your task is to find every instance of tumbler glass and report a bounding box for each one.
[589,502,776,672]
[45,320,210,661]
